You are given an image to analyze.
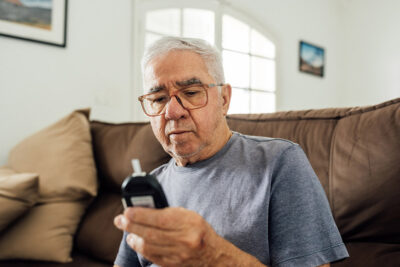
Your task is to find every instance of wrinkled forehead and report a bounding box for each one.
[142,50,212,92]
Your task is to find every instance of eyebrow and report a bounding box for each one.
[148,85,166,93]
[176,78,202,86]
[148,78,202,93]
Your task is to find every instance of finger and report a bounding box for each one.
[115,213,182,246]
[124,222,178,246]
[124,207,179,230]
[114,214,127,230]
[126,233,184,264]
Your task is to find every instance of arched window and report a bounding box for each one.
[133,0,276,119]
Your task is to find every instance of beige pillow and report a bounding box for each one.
[1,109,98,262]
[8,110,97,202]
[0,201,87,262]
[0,167,39,232]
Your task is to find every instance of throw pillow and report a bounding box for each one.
[8,109,97,202]
[0,167,39,232]
[1,109,98,262]
[0,201,87,262]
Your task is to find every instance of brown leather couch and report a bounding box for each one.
[2,98,399,266]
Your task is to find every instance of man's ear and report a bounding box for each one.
[221,84,232,116]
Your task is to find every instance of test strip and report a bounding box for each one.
[131,159,142,174]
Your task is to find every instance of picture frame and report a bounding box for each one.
[299,40,325,77]
[0,0,68,47]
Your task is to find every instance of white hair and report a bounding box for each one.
[141,36,225,84]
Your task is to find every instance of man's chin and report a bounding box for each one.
[171,148,199,158]
[168,144,204,161]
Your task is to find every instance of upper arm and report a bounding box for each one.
[269,145,348,265]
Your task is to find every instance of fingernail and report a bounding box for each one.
[115,215,127,228]
[127,234,135,246]
[127,234,143,248]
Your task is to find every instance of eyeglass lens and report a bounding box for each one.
[142,85,208,115]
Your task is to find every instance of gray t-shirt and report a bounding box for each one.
[115,132,348,267]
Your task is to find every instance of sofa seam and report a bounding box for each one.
[226,98,400,123]
[227,117,342,122]
[90,120,150,126]
[328,119,340,220]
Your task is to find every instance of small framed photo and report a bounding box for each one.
[299,40,325,77]
[0,0,68,47]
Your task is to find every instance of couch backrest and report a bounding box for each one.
[89,121,170,192]
[79,98,399,264]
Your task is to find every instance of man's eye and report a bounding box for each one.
[152,96,167,103]
[183,89,201,97]
[147,94,168,104]
[185,91,198,96]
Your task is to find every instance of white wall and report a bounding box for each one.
[0,0,132,165]
[338,0,400,106]
[1,0,399,166]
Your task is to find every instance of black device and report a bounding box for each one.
[121,159,168,209]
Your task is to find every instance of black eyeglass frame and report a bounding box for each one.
[138,83,224,117]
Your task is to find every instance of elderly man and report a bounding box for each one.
[113,37,348,267]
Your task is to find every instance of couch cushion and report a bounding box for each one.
[0,167,39,232]
[0,250,110,267]
[0,201,87,262]
[1,109,98,263]
[331,99,400,243]
[75,192,124,263]
[8,109,97,202]
[90,121,170,192]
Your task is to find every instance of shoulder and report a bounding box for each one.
[150,158,174,177]
[232,131,300,157]
[233,131,297,146]
[150,158,175,182]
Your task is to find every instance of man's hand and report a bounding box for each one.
[114,207,265,267]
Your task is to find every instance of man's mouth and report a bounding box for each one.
[167,130,192,137]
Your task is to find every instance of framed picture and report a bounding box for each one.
[0,0,68,47]
[299,40,324,77]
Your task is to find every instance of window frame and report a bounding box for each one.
[132,0,278,121]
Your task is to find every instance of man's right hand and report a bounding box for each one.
[114,206,265,267]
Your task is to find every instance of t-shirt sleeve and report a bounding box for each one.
[114,231,141,267]
[269,144,349,267]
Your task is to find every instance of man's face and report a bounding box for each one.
[143,50,231,166]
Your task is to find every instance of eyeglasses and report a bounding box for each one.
[138,83,223,117]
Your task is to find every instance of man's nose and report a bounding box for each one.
[164,96,188,120]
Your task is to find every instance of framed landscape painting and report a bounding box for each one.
[299,40,324,77]
[0,0,67,47]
